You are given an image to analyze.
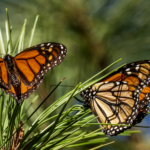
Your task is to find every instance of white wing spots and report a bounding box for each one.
[93,91,96,95]
[123,81,127,83]
[135,66,140,71]
[61,51,64,54]
[127,72,132,75]
[64,49,67,53]
[114,127,117,130]
[47,43,51,46]
[126,68,130,71]
[58,56,61,60]
[41,44,44,46]
[143,85,146,89]
[47,63,50,67]
[116,82,120,85]
[61,45,63,49]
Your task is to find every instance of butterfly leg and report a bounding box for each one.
[74,96,84,103]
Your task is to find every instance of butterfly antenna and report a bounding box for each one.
[74,96,84,103]
[0,53,5,57]
[49,85,75,88]
[134,125,150,128]
[0,76,66,149]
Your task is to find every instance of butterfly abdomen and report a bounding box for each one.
[3,55,22,99]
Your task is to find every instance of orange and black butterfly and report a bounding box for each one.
[79,60,150,136]
[0,42,67,104]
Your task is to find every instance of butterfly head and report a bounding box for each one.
[4,55,15,72]
[4,55,14,63]
[80,86,96,107]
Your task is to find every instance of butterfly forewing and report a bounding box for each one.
[103,60,150,84]
[14,42,67,87]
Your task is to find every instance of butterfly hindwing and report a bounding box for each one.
[132,85,150,125]
[14,42,67,87]
[81,81,140,136]
[4,76,44,103]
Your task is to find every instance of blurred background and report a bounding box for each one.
[0,0,150,149]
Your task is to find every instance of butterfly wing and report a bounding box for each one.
[0,58,10,89]
[81,81,139,136]
[14,42,67,87]
[132,86,150,125]
[102,60,150,83]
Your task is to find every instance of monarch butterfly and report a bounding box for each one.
[0,42,67,104]
[80,60,150,136]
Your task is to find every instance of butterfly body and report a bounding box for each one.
[0,42,67,103]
